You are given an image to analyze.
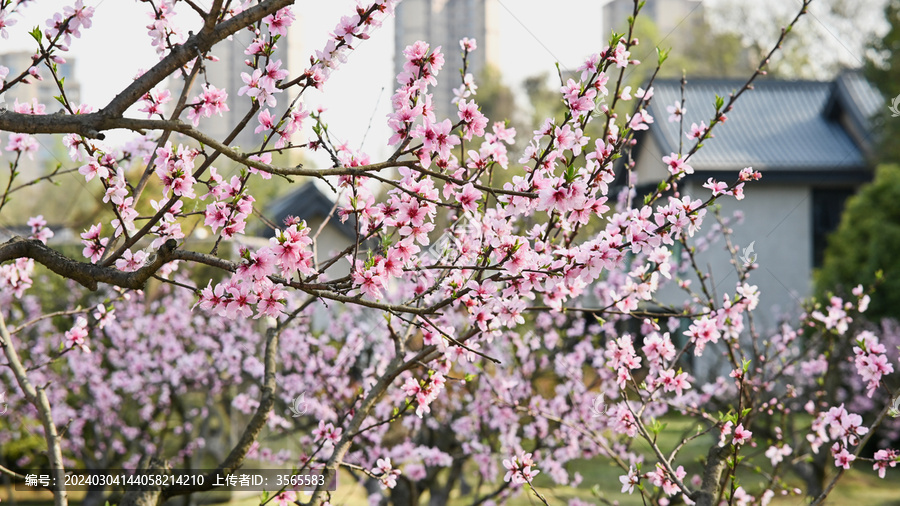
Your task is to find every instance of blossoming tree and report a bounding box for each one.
[0,1,898,506]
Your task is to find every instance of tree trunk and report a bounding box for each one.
[80,482,107,506]
[695,445,730,506]
[118,457,170,506]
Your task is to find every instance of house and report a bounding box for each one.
[262,181,363,281]
[631,72,882,338]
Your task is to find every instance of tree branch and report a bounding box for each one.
[0,311,68,506]
[0,236,178,291]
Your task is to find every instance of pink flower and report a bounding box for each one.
[0,10,17,39]
[187,84,228,126]
[5,133,39,159]
[687,121,709,140]
[81,223,107,263]
[115,249,148,272]
[832,443,855,469]
[765,444,792,466]
[373,458,401,489]
[853,331,895,397]
[352,260,386,299]
[255,108,276,134]
[619,466,639,494]
[684,315,721,356]
[719,421,734,447]
[273,491,296,506]
[262,59,289,87]
[402,372,446,418]
[79,159,110,182]
[263,7,295,37]
[64,317,90,353]
[732,423,752,446]
[627,110,653,131]
[611,42,630,68]
[502,452,540,485]
[313,420,343,446]
[703,177,729,196]
[459,37,477,52]
[666,100,685,122]
[658,369,691,396]
[139,88,172,118]
[646,463,685,496]
[662,153,693,176]
[27,215,54,244]
[224,285,258,319]
[739,166,762,181]
[457,99,487,140]
[418,118,459,162]
[873,449,899,478]
[455,183,481,214]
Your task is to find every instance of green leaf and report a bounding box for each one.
[657,47,671,66]
[29,26,42,43]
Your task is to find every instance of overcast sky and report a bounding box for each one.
[2,1,606,164]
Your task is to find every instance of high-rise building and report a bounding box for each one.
[394,0,499,121]
[0,51,81,177]
[192,25,304,160]
[0,51,82,112]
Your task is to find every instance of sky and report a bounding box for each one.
[1,0,604,165]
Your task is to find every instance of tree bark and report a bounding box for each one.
[694,445,730,506]
[119,458,170,506]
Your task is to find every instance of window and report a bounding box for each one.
[812,188,855,268]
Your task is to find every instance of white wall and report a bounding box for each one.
[653,182,813,332]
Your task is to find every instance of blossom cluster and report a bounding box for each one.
[502,452,540,485]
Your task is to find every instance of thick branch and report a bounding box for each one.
[0,236,178,291]
[0,113,419,178]
[0,312,68,506]
[102,0,293,118]
[694,445,730,506]
[0,0,292,136]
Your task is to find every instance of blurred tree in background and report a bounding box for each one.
[816,165,900,319]
[816,0,900,320]
[866,0,900,163]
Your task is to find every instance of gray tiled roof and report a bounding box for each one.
[645,77,880,172]
[827,71,883,150]
[263,182,359,239]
